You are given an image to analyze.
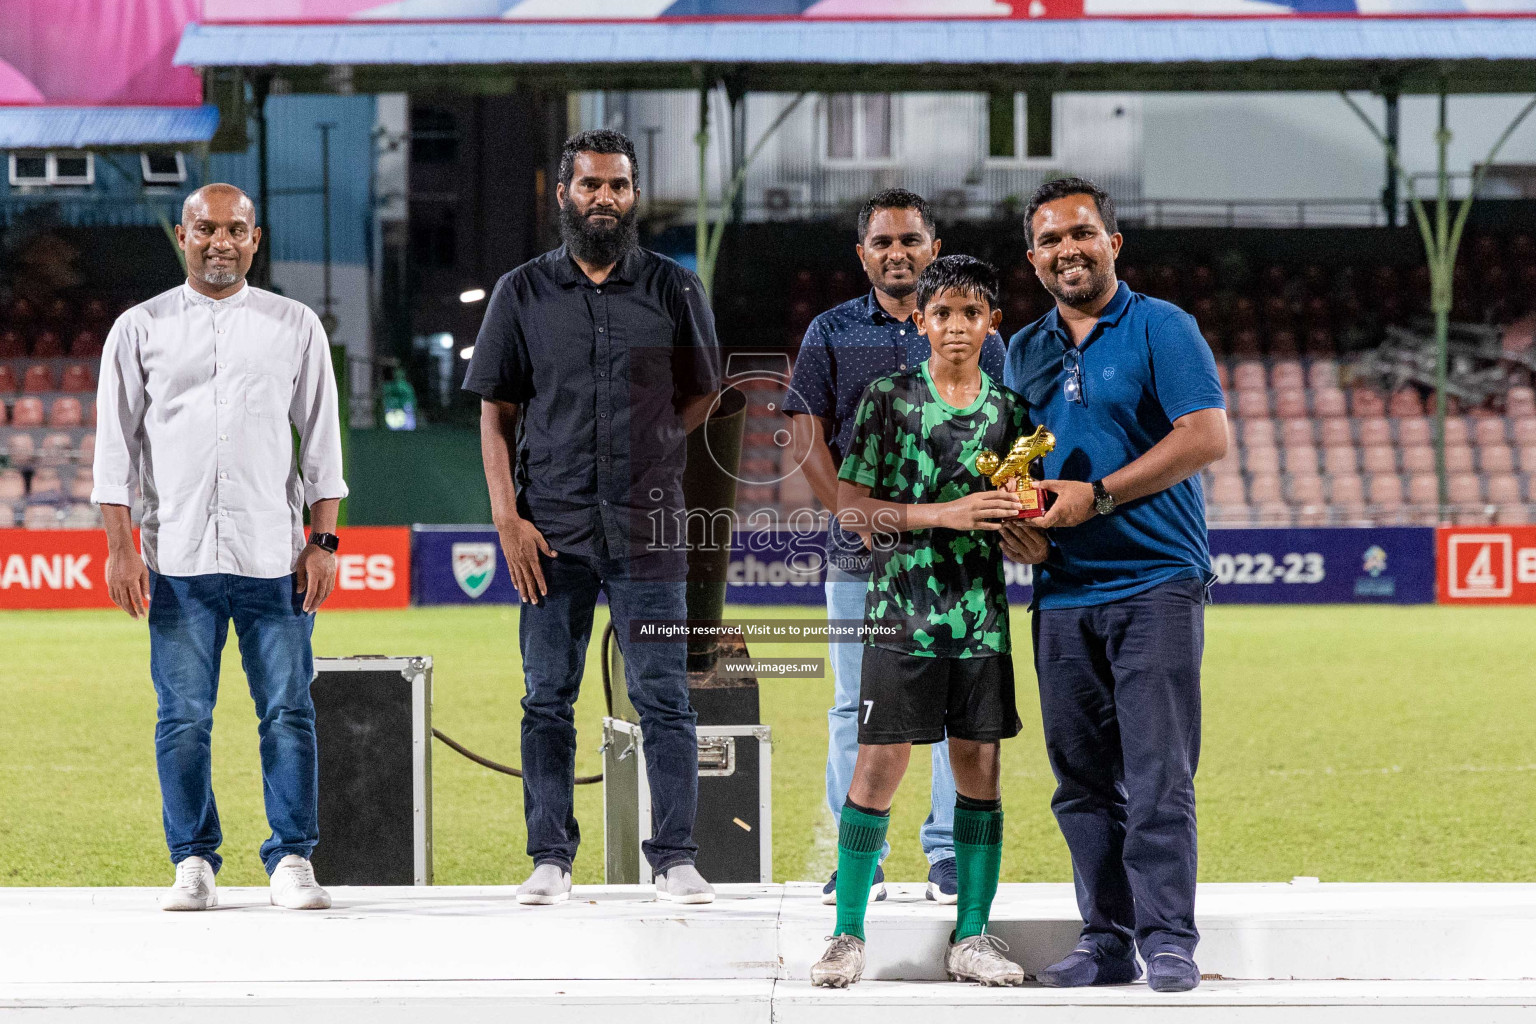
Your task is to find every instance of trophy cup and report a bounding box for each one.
[974,426,1057,519]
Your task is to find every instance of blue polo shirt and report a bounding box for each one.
[785,289,1006,575]
[1004,282,1224,610]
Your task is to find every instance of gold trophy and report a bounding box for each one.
[974,426,1056,519]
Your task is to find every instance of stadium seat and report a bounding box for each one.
[28,467,63,501]
[1510,385,1536,418]
[1204,330,1228,358]
[1306,359,1339,390]
[1449,473,1484,505]
[1303,328,1334,357]
[0,469,24,502]
[1397,417,1431,447]
[31,330,63,358]
[1443,417,1470,446]
[1281,419,1315,447]
[22,504,60,529]
[1516,418,1536,446]
[1314,388,1348,419]
[77,432,95,463]
[1284,444,1320,477]
[61,503,99,530]
[1246,446,1281,475]
[0,365,17,394]
[1473,416,1508,448]
[1367,473,1404,506]
[84,399,95,428]
[67,467,93,501]
[1361,445,1398,475]
[1235,389,1269,419]
[38,432,73,465]
[1270,360,1305,391]
[47,397,82,428]
[1519,445,1536,474]
[0,403,7,427]
[1253,501,1293,527]
[1323,445,1359,476]
[1488,474,1523,507]
[1388,389,1423,418]
[1232,328,1263,357]
[1249,474,1284,505]
[71,330,103,358]
[1233,361,1266,392]
[1358,418,1392,448]
[0,330,24,358]
[1351,388,1387,418]
[1495,504,1532,525]
[1274,388,1308,420]
[60,364,93,392]
[1330,474,1367,522]
[1481,444,1515,475]
[1289,474,1325,505]
[82,297,110,324]
[1407,473,1440,513]
[1242,418,1276,447]
[1445,444,1475,474]
[1216,361,1232,393]
[11,396,44,427]
[7,432,35,465]
[1268,329,1299,357]
[22,364,54,393]
[1209,451,1242,479]
[1210,476,1247,506]
[1401,445,1436,475]
[1319,417,1353,448]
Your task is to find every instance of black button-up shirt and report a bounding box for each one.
[463,245,722,576]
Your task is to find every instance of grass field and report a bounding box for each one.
[2,603,1534,888]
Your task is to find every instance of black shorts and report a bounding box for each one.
[857,646,1022,745]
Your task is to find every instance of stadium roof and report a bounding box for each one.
[0,106,220,150]
[174,17,1536,93]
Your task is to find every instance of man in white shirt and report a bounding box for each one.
[93,184,349,912]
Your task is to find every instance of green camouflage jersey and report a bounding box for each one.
[837,361,1031,658]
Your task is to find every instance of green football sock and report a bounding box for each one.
[834,800,889,941]
[953,795,1004,941]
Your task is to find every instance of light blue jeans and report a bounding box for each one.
[825,563,956,866]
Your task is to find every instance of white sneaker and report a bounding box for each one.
[161,856,217,911]
[946,933,1026,986]
[517,862,572,905]
[655,863,715,904]
[269,854,332,910]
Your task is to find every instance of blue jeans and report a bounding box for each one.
[147,571,318,876]
[824,563,955,865]
[520,551,698,874]
[1032,578,1205,960]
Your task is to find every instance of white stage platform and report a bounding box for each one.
[3,881,1535,1022]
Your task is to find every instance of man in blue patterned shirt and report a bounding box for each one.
[785,190,1006,905]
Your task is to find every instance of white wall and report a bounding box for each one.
[1142,92,1536,202]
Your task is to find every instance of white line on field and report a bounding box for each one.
[1265,764,1536,778]
[806,803,838,881]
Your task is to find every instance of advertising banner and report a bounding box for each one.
[0,0,202,106]
[199,1,1536,23]
[1436,525,1536,605]
[1208,527,1434,604]
[325,526,413,609]
[0,527,408,611]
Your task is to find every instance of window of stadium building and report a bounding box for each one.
[826,93,894,163]
[986,91,1055,163]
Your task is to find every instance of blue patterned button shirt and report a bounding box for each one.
[784,289,1007,574]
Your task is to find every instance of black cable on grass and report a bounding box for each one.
[427,622,620,787]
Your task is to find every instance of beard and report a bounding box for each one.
[195,262,241,288]
[560,201,639,268]
[1043,255,1115,309]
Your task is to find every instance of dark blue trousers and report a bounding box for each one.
[1032,577,1205,960]
[519,551,699,874]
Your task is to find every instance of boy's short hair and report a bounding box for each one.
[914,254,1000,314]
[1023,176,1117,249]
[857,188,935,241]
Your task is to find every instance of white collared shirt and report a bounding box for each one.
[92,282,349,579]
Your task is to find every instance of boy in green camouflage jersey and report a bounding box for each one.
[811,256,1040,989]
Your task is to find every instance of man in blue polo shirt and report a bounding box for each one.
[1000,178,1228,993]
[785,189,1007,906]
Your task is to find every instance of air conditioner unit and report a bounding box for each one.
[141,152,187,185]
[8,154,47,187]
[761,183,810,216]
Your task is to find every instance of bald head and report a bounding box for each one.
[178,183,261,299]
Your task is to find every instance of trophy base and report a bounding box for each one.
[1015,484,1052,519]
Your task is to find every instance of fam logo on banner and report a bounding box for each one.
[452,543,497,599]
[1437,526,1536,605]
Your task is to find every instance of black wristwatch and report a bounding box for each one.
[309,532,340,553]
[1091,480,1117,516]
